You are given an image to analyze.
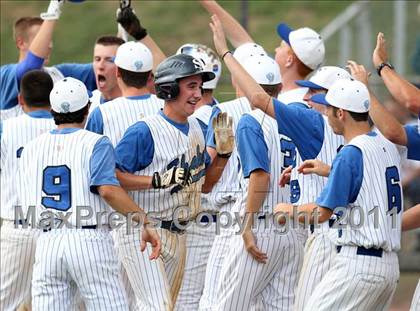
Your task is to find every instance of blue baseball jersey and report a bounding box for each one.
[0,64,19,110]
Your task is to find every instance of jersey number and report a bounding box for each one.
[42,165,71,211]
[385,166,401,214]
[280,138,296,170]
[290,179,301,203]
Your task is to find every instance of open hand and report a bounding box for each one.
[242,229,267,264]
[209,15,229,57]
[140,226,161,260]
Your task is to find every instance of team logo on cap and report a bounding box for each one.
[61,102,70,113]
[192,58,204,71]
[134,60,143,71]
[266,72,275,83]
[363,99,370,110]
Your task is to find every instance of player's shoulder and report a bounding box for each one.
[0,63,17,74]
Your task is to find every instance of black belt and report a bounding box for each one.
[42,225,98,232]
[199,214,218,223]
[336,246,383,258]
[160,220,189,233]
[310,218,335,234]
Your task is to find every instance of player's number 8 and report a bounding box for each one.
[42,165,72,211]
[385,166,402,214]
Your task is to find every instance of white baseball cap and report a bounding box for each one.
[311,79,370,113]
[50,77,89,113]
[277,23,325,70]
[241,54,281,85]
[296,66,352,90]
[114,41,153,72]
[176,43,222,89]
[233,42,267,65]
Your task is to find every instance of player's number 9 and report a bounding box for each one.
[385,166,402,214]
[42,165,72,211]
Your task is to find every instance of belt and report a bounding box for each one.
[199,214,218,223]
[310,218,335,234]
[42,225,98,232]
[160,220,189,234]
[336,246,383,258]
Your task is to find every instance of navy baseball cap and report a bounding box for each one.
[276,23,293,45]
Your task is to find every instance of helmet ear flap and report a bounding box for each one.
[155,82,180,100]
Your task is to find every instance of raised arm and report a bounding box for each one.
[347,60,408,146]
[200,0,254,48]
[210,15,275,118]
[373,32,420,114]
[117,4,166,70]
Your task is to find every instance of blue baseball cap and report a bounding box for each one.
[296,66,352,90]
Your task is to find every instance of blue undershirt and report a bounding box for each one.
[404,124,420,161]
[272,98,325,161]
[236,114,270,177]
[316,145,364,210]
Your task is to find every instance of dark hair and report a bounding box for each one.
[95,35,125,47]
[332,106,369,122]
[118,67,151,88]
[20,70,53,108]
[14,17,43,42]
[261,84,281,97]
[51,104,90,125]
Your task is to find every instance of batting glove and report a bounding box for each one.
[40,0,65,20]
[152,167,187,189]
[213,112,234,158]
[116,6,148,41]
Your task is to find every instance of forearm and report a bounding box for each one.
[243,170,269,229]
[402,204,420,231]
[200,0,254,47]
[98,185,148,223]
[275,202,333,224]
[223,53,275,117]
[381,67,420,114]
[368,91,407,145]
[30,20,56,59]
[116,169,153,190]
[140,35,166,72]
[202,153,229,193]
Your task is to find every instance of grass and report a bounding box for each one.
[1,1,419,102]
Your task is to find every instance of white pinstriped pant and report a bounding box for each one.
[113,225,186,311]
[174,220,216,311]
[215,220,303,311]
[410,280,420,311]
[0,221,39,311]
[32,229,128,311]
[294,230,337,311]
[305,245,399,311]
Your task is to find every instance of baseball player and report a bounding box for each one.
[0,70,56,311]
[1,16,43,120]
[114,54,233,310]
[198,43,279,311]
[16,77,160,311]
[85,40,163,146]
[212,53,303,310]
[275,79,402,310]
[89,36,125,113]
[173,43,223,311]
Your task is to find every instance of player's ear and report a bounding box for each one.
[285,49,295,68]
[116,67,122,79]
[15,36,25,50]
[18,93,25,107]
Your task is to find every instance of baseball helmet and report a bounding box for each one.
[176,43,222,90]
[154,54,215,100]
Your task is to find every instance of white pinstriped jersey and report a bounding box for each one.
[244,109,289,214]
[96,95,163,146]
[208,97,251,209]
[1,113,55,220]
[131,114,206,220]
[339,133,402,252]
[193,104,213,125]
[89,89,102,114]
[290,116,344,232]
[17,130,110,226]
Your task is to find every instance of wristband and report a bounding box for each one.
[133,28,148,41]
[376,62,394,77]
[221,50,232,61]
